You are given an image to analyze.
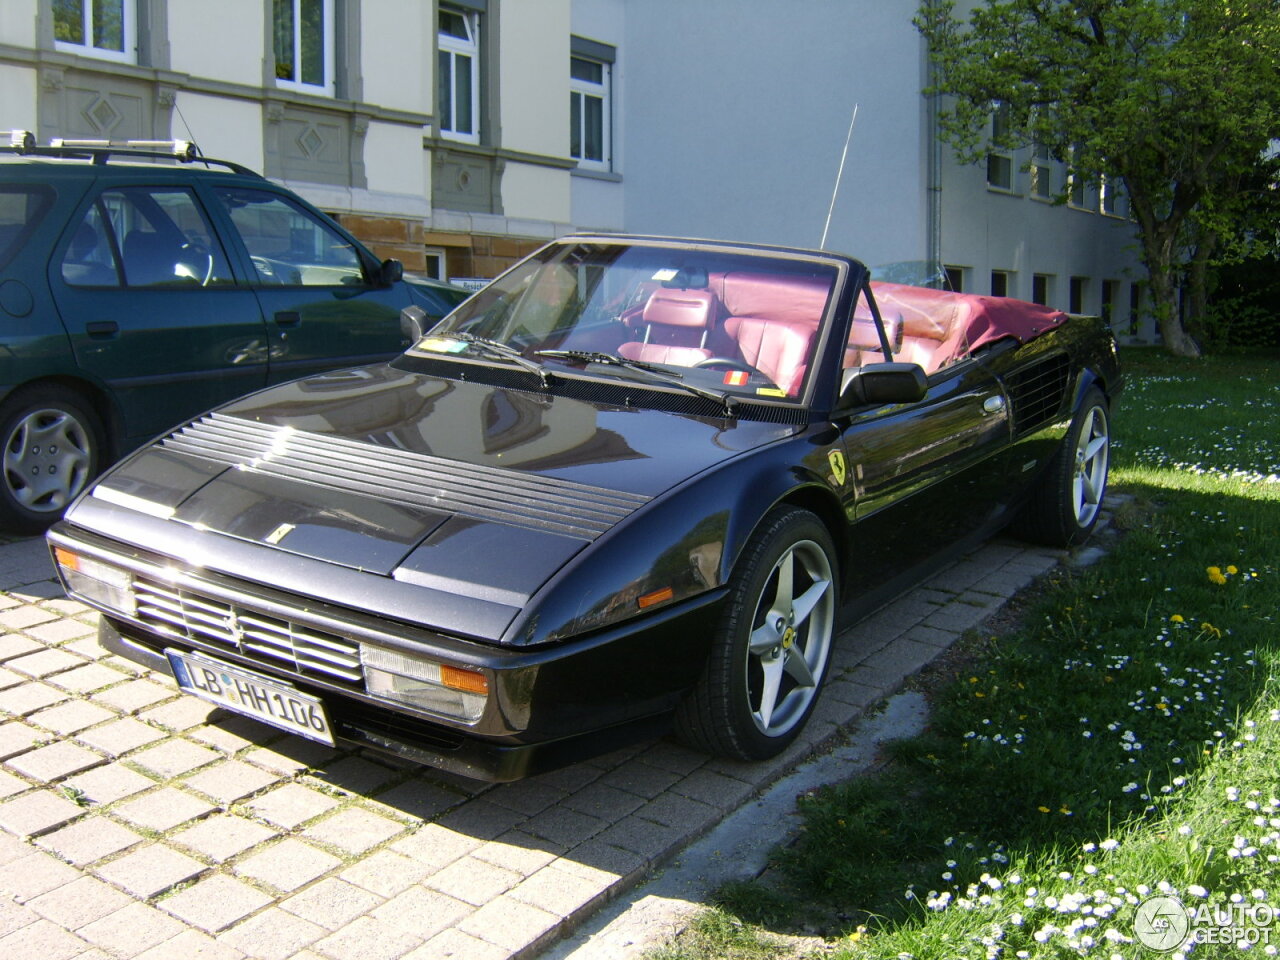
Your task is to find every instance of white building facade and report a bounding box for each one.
[0,0,1152,337]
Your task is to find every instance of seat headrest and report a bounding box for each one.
[642,288,716,329]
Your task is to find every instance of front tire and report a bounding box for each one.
[1012,386,1110,547]
[0,386,104,535]
[675,507,838,760]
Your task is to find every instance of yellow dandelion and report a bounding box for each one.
[1208,566,1227,585]
[1170,614,1184,623]
[1060,807,1072,815]
[1038,806,1051,813]
[1227,565,1238,575]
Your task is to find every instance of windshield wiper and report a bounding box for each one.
[436,332,553,388]
[535,349,737,415]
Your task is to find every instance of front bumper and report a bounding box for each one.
[54,525,726,782]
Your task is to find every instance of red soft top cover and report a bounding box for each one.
[869,281,1069,352]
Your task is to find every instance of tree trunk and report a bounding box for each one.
[1140,223,1202,359]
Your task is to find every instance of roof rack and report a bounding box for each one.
[0,130,264,178]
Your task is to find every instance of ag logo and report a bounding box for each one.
[1134,895,1190,952]
[828,449,848,486]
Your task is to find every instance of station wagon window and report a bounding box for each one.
[53,0,135,63]
[214,187,364,287]
[0,185,53,271]
[66,187,233,288]
[273,0,334,95]
[438,5,481,143]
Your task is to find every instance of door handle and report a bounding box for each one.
[86,321,118,337]
[274,311,301,328]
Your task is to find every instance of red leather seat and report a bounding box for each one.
[723,316,813,395]
[715,272,831,396]
[617,288,716,366]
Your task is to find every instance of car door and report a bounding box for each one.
[835,284,1012,593]
[50,183,270,443]
[206,184,411,385]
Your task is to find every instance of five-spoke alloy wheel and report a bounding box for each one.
[1012,385,1111,547]
[676,507,837,760]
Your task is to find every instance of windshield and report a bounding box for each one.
[419,241,840,402]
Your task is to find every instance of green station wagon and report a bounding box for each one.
[0,133,468,534]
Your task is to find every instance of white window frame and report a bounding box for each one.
[570,52,612,172]
[274,0,336,97]
[1030,143,1053,199]
[423,246,447,281]
[1100,174,1120,216]
[986,103,1014,191]
[53,0,136,64]
[438,6,481,145]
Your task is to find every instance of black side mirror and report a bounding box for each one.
[839,362,928,409]
[378,258,404,287]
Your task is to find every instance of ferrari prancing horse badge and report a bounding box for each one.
[828,449,847,486]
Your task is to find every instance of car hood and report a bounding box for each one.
[78,363,797,638]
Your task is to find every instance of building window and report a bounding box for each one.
[1069,276,1087,314]
[570,41,614,171]
[1032,273,1052,306]
[1068,145,1088,208]
[424,247,447,281]
[273,0,334,95]
[1100,175,1120,215]
[944,265,965,293]
[991,270,1009,298]
[986,103,1013,190]
[1031,143,1052,199]
[1101,279,1118,327]
[438,6,481,144]
[53,0,134,63]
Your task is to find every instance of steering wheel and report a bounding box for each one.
[692,357,759,375]
[178,242,215,286]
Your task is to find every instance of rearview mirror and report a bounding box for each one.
[400,304,428,344]
[378,258,404,287]
[838,362,928,408]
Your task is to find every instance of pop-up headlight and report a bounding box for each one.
[53,548,136,617]
[360,646,488,723]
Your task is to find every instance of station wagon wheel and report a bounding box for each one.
[1011,386,1110,547]
[675,507,838,760]
[0,386,104,535]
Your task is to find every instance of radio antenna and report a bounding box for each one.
[820,102,859,250]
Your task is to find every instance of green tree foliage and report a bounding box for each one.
[916,0,1280,357]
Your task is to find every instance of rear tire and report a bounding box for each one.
[0,385,104,535]
[1011,386,1110,547]
[675,507,838,760]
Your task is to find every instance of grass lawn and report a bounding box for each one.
[647,347,1280,959]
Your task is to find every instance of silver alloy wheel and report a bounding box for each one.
[3,407,93,513]
[1072,404,1109,528]
[745,538,835,737]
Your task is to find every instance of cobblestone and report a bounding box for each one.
[0,521,1089,959]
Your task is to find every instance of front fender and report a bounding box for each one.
[506,427,844,647]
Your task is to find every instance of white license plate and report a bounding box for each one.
[165,648,335,746]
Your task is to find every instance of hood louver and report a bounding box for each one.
[161,413,650,541]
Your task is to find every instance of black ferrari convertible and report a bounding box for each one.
[48,235,1121,781]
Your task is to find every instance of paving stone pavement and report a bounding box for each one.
[0,519,1104,960]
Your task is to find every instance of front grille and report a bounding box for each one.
[133,577,364,685]
[1005,353,1071,436]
